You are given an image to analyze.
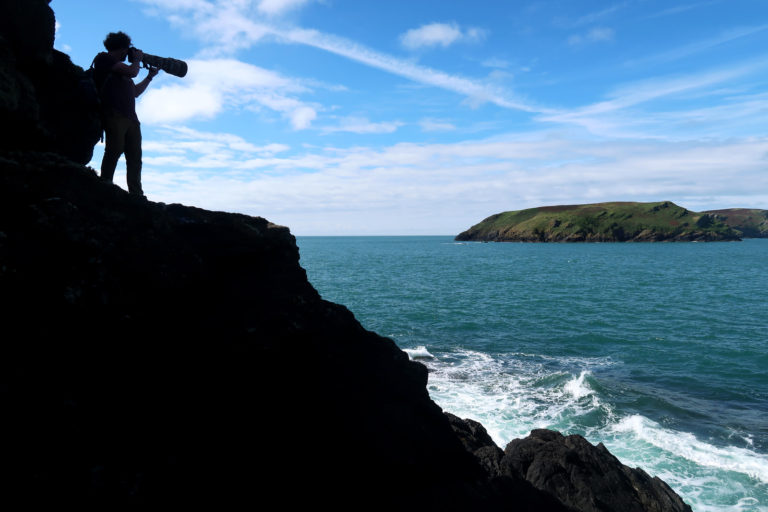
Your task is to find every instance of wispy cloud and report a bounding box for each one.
[643,1,720,20]
[625,24,768,67]
[538,60,767,137]
[568,27,615,46]
[124,127,768,234]
[137,0,541,113]
[321,117,404,134]
[400,22,486,50]
[558,1,632,28]
[257,0,314,16]
[145,125,290,156]
[274,26,541,112]
[137,58,319,129]
[419,118,456,132]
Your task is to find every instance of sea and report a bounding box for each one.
[295,236,768,512]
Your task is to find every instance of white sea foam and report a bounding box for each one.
[564,371,594,400]
[611,415,768,483]
[421,348,768,512]
[422,349,609,446]
[403,346,435,360]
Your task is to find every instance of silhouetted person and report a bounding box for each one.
[93,31,158,197]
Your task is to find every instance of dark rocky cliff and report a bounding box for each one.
[0,2,691,510]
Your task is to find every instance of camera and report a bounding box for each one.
[127,47,188,78]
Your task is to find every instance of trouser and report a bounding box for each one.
[100,113,143,195]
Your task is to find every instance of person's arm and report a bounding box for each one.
[135,66,159,97]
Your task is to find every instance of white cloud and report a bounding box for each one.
[276,27,540,112]
[289,106,317,130]
[321,117,403,134]
[151,126,291,155]
[400,22,486,50]
[257,0,312,16]
[137,0,538,112]
[419,118,456,132]
[137,58,319,129]
[131,127,768,234]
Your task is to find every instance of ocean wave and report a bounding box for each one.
[403,346,435,360]
[564,371,595,400]
[423,348,768,511]
[423,349,609,444]
[611,415,768,483]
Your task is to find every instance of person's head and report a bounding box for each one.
[103,31,132,58]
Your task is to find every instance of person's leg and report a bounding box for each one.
[124,121,143,196]
[100,115,128,183]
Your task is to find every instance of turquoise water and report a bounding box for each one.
[296,236,768,511]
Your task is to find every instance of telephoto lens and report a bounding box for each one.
[142,53,188,78]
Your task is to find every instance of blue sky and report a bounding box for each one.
[53,0,768,234]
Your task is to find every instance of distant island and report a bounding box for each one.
[455,201,765,242]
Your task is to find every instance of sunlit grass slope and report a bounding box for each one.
[456,201,740,242]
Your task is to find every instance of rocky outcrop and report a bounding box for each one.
[502,430,691,512]
[447,418,692,512]
[0,2,693,510]
[0,0,101,164]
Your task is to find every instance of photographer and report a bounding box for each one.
[93,31,158,197]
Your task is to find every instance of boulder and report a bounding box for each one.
[501,429,692,512]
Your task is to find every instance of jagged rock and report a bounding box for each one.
[0,0,101,163]
[501,430,692,512]
[446,412,505,475]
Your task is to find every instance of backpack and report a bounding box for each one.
[80,55,111,142]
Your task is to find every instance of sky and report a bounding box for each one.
[53,0,768,235]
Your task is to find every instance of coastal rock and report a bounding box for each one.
[501,430,693,512]
[447,416,691,512]
[0,0,101,164]
[446,413,505,475]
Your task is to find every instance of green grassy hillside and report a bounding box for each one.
[704,209,768,238]
[456,201,740,242]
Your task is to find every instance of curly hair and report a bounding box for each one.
[103,31,132,51]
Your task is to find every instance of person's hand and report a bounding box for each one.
[148,66,159,79]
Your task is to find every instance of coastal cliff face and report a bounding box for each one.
[704,208,768,238]
[0,151,504,508]
[457,201,741,242]
[0,2,692,510]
